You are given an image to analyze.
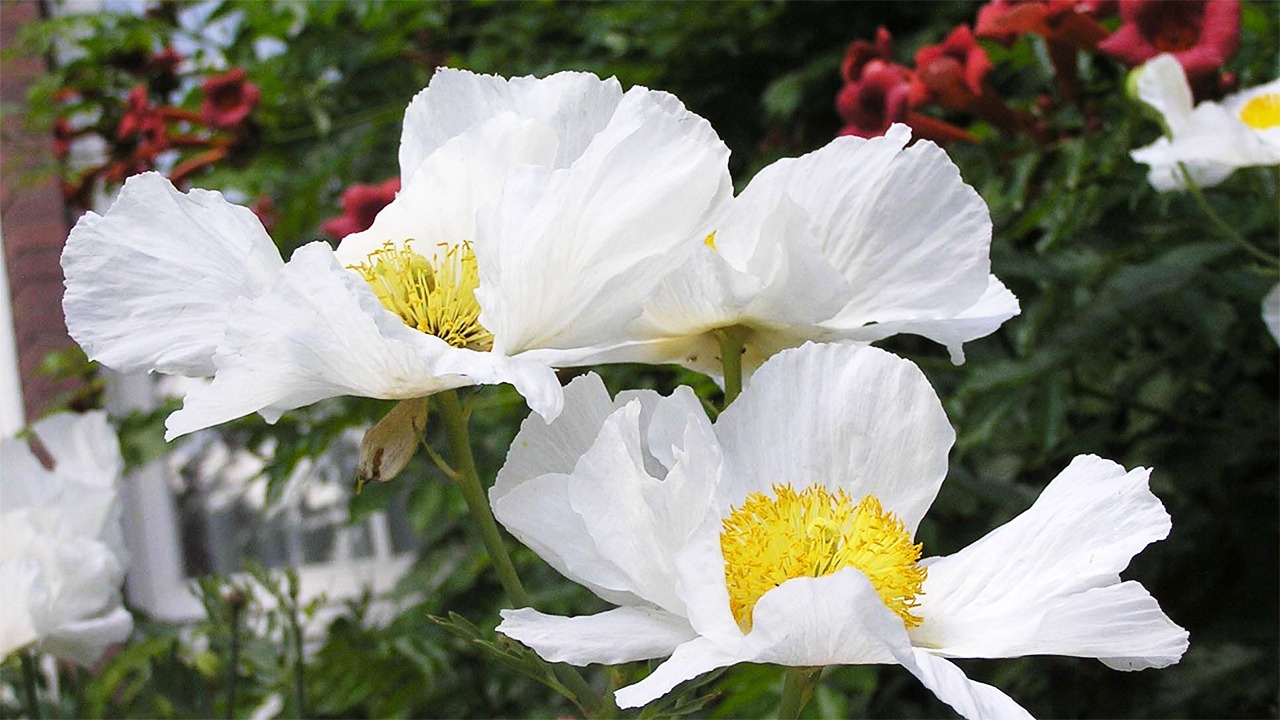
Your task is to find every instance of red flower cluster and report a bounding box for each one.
[321,178,402,240]
[56,48,263,206]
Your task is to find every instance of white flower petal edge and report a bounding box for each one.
[1131,54,1280,191]
[1263,282,1280,344]
[62,172,284,376]
[0,412,131,665]
[910,455,1188,668]
[497,606,697,666]
[166,242,563,439]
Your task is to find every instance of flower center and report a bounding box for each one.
[1150,15,1199,52]
[348,241,493,351]
[1239,93,1280,131]
[720,483,925,633]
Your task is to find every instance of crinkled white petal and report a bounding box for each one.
[476,84,732,357]
[713,343,953,533]
[896,648,1034,720]
[738,126,993,326]
[613,636,742,709]
[399,69,623,177]
[0,558,44,658]
[334,112,559,264]
[911,455,1185,668]
[828,275,1020,364]
[165,242,562,438]
[497,606,696,666]
[1263,282,1280,344]
[62,172,284,376]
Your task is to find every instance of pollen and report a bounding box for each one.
[348,241,493,351]
[720,484,926,633]
[704,231,718,250]
[1239,92,1280,131]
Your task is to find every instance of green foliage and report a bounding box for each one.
[6,1,1277,719]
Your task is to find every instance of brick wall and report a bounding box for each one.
[1,0,83,423]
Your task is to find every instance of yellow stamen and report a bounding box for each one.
[704,231,717,251]
[1239,92,1280,131]
[720,484,925,633]
[348,241,493,350]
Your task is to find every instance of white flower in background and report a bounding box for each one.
[1263,283,1280,344]
[609,124,1018,377]
[63,69,732,440]
[492,343,1187,717]
[0,411,132,665]
[1131,53,1280,191]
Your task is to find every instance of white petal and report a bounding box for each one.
[737,126,993,327]
[1264,282,1280,343]
[1135,54,1196,136]
[912,455,1183,667]
[613,636,743,709]
[476,84,732,356]
[829,276,1020,364]
[896,648,1034,720]
[29,411,122,488]
[743,568,908,667]
[165,242,562,438]
[0,558,43,658]
[496,606,696,665]
[62,172,284,376]
[334,112,559,264]
[41,606,132,666]
[492,373,614,502]
[398,69,623,177]
[714,343,954,533]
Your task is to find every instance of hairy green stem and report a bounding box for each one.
[716,326,748,408]
[19,651,41,720]
[434,390,612,717]
[1178,164,1279,266]
[777,666,823,719]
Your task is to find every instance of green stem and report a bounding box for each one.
[716,326,748,408]
[777,666,823,719]
[227,594,242,720]
[434,390,613,718]
[288,579,306,719]
[436,389,531,607]
[1178,163,1279,266]
[19,651,41,720]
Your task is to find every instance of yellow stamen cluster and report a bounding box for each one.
[704,231,718,250]
[348,241,493,350]
[1239,93,1280,131]
[720,484,926,633]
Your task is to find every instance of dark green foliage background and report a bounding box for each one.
[7,1,1278,718]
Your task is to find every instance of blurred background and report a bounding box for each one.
[1,0,1276,717]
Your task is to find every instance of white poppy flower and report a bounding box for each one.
[492,343,1187,718]
[0,411,132,665]
[63,69,732,439]
[606,124,1018,375]
[1131,54,1280,191]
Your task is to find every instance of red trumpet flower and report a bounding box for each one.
[201,69,261,129]
[1098,0,1239,83]
[321,178,402,240]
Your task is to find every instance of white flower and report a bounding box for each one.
[63,69,731,439]
[0,411,132,665]
[492,343,1187,718]
[613,124,1018,374]
[1131,54,1280,191]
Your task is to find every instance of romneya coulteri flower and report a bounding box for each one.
[1130,54,1280,190]
[1098,0,1239,84]
[493,342,1189,717]
[0,411,132,665]
[63,69,731,440]
[621,124,1018,379]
